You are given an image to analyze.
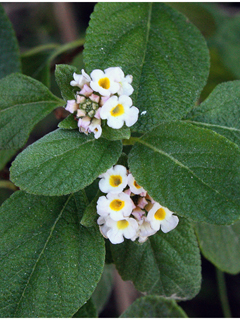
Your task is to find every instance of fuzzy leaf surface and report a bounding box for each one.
[195,220,240,274]
[55,64,79,101]
[0,4,21,79]
[111,218,201,300]
[84,2,209,132]
[120,295,187,318]
[0,191,105,317]
[73,299,97,318]
[186,81,240,147]
[0,73,64,150]
[128,121,240,225]
[10,129,122,196]
[58,114,78,130]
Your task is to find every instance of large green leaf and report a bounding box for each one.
[55,64,79,101]
[128,121,240,225]
[0,149,17,170]
[10,129,122,196]
[84,2,209,132]
[111,218,201,300]
[0,73,64,150]
[186,81,240,147]
[0,4,21,79]
[195,220,240,274]
[0,190,105,317]
[120,295,187,318]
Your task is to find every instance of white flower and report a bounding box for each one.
[97,216,110,238]
[100,95,139,129]
[70,70,91,88]
[146,203,179,233]
[96,192,133,221]
[78,116,91,134]
[105,67,134,96]
[88,118,102,139]
[99,165,128,193]
[128,173,146,195]
[65,100,78,113]
[105,216,138,244]
[90,69,120,96]
[138,218,157,243]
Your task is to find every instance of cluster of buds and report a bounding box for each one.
[65,67,139,139]
[96,165,179,244]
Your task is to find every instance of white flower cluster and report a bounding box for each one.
[65,67,139,139]
[96,165,179,244]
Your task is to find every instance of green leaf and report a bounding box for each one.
[168,2,216,38]
[73,299,97,318]
[195,219,240,274]
[92,264,114,313]
[120,295,187,318]
[55,64,79,100]
[10,129,122,196]
[128,121,240,225]
[84,2,209,132]
[0,190,105,317]
[186,81,240,147]
[213,15,240,79]
[101,125,131,141]
[111,218,201,300]
[81,189,102,228]
[0,4,21,79]
[0,148,18,170]
[21,39,84,88]
[58,113,78,130]
[0,73,64,150]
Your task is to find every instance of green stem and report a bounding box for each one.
[122,137,139,145]
[0,180,18,191]
[216,268,232,318]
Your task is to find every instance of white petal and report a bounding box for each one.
[124,106,139,127]
[96,196,110,217]
[107,116,125,129]
[90,69,104,80]
[107,228,124,244]
[161,215,179,233]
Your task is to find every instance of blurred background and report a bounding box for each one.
[1,2,240,317]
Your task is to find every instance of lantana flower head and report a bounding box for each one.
[99,165,128,194]
[100,95,139,129]
[128,173,146,195]
[90,69,120,97]
[96,192,134,221]
[146,203,179,233]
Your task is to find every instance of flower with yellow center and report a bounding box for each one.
[146,203,179,233]
[90,69,120,96]
[127,173,146,195]
[88,118,102,139]
[104,67,134,96]
[102,216,138,244]
[96,192,133,221]
[100,95,139,129]
[99,165,128,194]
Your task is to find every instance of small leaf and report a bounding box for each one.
[0,191,105,317]
[81,189,102,228]
[195,219,240,274]
[10,129,122,196]
[84,2,209,132]
[58,113,78,130]
[55,64,79,100]
[101,125,131,141]
[92,264,114,313]
[0,73,64,150]
[111,218,201,300]
[128,121,240,225]
[0,4,21,79]
[120,295,187,318]
[186,81,240,147]
[73,299,97,318]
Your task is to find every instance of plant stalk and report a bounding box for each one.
[216,268,232,318]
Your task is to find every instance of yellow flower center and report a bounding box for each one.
[154,208,166,220]
[117,220,129,230]
[98,77,110,89]
[109,175,122,187]
[110,104,125,117]
[110,199,124,211]
[134,180,141,189]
